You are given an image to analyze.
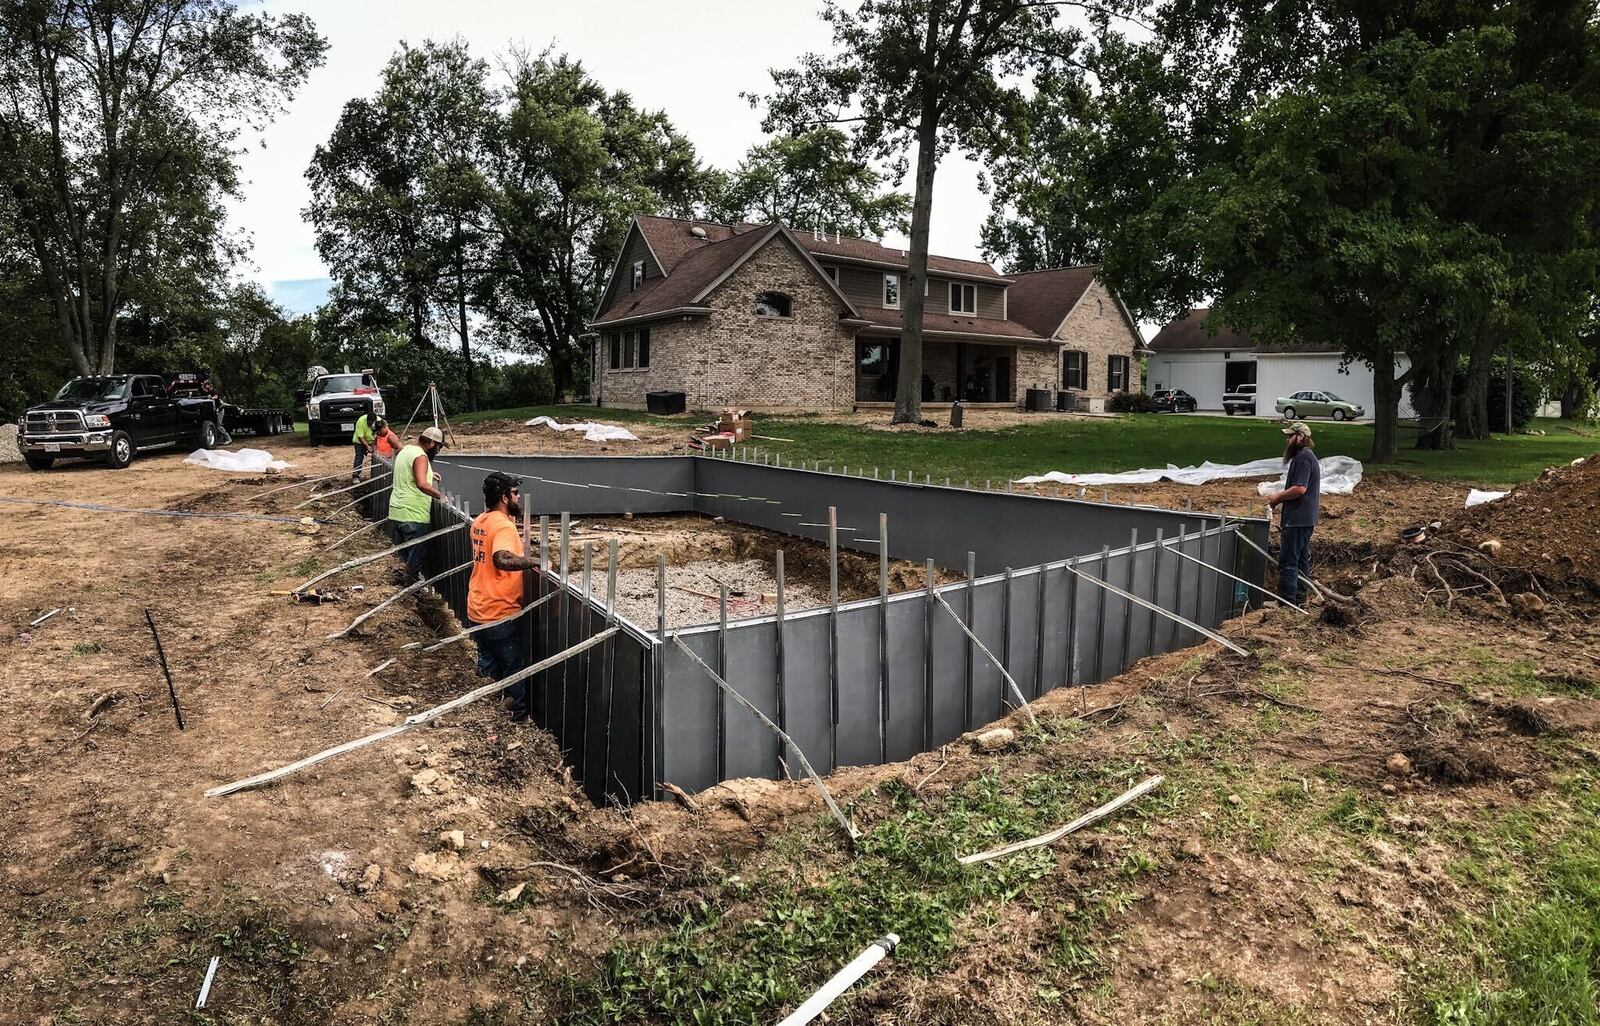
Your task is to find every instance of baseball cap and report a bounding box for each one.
[420,426,448,446]
[1281,421,1313,437]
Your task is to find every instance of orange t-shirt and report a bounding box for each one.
[468,510,524,624]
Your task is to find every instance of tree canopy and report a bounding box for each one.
[0,0,326,376]
[986,0,1600,459]
[713,127,910,238]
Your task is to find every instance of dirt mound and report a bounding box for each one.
[1451,453,1600,589]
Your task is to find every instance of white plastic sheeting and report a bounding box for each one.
[184,447,293,473]
[524,416,638,443]
[1465,489,1509,508]
[1017,455,1365,495]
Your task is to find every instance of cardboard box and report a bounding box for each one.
[701,434,733,451]
[717,416,752,442]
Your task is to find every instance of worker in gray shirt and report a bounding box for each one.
[1266,421,1320,604]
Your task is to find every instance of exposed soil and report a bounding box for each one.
[4,427,1599,1024]
[1451,452,1600,590]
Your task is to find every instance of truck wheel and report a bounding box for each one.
[1225,406,1235,416]
[23,454,54,471]
[105,431,134,469]
[198,420,219,449]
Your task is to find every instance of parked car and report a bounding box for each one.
[1274,389,1365,421]
[1151,388,1199,413]
[305,369,384,445]
[19,373,226,470]
[1223,383,1257,416]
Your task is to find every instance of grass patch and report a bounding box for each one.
[746,414,1594,487]
[70,642,101,656]
[537,764,1150,1024]
[1419,771,1600,1024]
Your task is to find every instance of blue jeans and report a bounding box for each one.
[1279,525,1314,605]
[389,520,431,583]
[473,617,529,718]
[351,441,370,480]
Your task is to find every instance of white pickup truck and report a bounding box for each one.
[305,370,386,445]
[1222,383,1257,416]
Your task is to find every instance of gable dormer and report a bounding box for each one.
[595,219,669,320]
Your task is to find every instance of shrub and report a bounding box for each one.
[1108,391,1156,413]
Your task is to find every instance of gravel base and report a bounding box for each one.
[0,424,19,463]
[607,557,833,631]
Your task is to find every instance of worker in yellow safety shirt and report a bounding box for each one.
[387,426,446,582]
[351,412,400,482]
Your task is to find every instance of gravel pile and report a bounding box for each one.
[609,557,833,631]
[0,424,19,463]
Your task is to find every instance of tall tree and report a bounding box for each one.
[988,1,1600,461]
[0,0,323,377]
[482,51,709,401]
[760,0,1127,424]
[305,38,494,409]
[714,126,910,238]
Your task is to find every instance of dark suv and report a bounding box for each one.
[1151,389,1199,413]
[19,374,223,470]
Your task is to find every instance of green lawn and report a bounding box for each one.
[754,414,1598,488]
[444,404,1597,488]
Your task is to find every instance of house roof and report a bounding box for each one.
[1148,308,1341,355]
[1005,265,1100,338]
[594,215,1134,347]
[853,305,1044,341]
[593,227,772,326]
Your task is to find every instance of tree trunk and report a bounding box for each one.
[891,102,940,425]
[457,261,477,411]
[1370,343,1401,464]
[1410,349,1454,450]
[1457,339,1493,440]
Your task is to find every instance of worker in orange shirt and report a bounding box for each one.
[468,472,541,720]
[371,416,402,459]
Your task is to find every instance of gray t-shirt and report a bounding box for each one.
[1282,448,1321,527]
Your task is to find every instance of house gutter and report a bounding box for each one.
[590,306,713,330]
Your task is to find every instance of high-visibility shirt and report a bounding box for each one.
[353,414,376,446]
[388,445,435,524]
[468,510,524,624]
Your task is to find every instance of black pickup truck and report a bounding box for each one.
[19,373,232,470]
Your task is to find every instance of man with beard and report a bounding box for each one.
[468,472,541,719]
[1266,421,1321,605]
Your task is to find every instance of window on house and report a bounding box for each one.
[608,333,621,370]
[1096,298,1105,317]
[858,342,889,375]
[755,291,793,317]
[1107,354,1129,391]
[950,282,977,315]
[631,261,644,291]
[1062,351,1087,390]
[883,273,900,309]
[637,328,650,368]
[825,265,840,285]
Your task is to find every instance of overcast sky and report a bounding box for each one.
[235,0,997,315]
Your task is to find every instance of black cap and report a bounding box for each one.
[483,471,520,508]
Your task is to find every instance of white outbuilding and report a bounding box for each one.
[1144,309,1415,419]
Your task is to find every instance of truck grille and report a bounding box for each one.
[324,401,370,419]
[25,410,85,433]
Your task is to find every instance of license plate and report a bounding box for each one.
[42,443,61,452]
[341,423,355,431]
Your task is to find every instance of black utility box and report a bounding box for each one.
[1024,387,1054,412]
[645,390,687,415]
[1056,390,1078,412]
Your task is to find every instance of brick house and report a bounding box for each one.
[589,214,1144,412]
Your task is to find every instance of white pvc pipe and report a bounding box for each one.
[776,934,899,1026]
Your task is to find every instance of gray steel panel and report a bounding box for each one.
[834,604,882,767]
[435,454,694,516]
[722,622,780,780]
[658,632,720,793]
[927,587,968,744]
[1125,542,1157,665]
[883,597,927,761]
[1005,570,1041,703]
[968,579,1006,724]
[1039,564,1072,690]
[780,614,834,775]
